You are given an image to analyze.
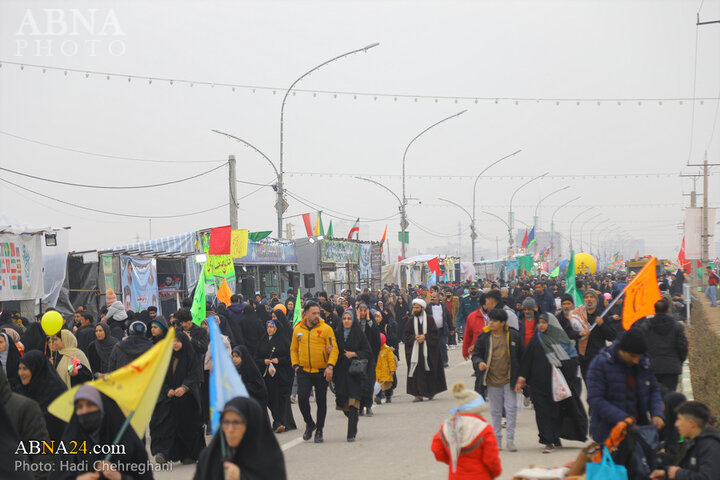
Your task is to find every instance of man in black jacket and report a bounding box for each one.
[650,401,720,480]
[533,282,556,314]
[556,294,581,343]
[107,320,154,371]
[427,291,453,367]
[471,308,524,452]
[636,299,688,393]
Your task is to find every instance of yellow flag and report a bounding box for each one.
[217,278,233,307]
[48,328,176,437]
[622,257,662,330]
[230,229,249,258]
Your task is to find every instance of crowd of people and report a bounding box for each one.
[0,263,719,479]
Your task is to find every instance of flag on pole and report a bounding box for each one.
[302,213,314,237]
[565,251,584,306]
[292,290,302,327]
[327,220,334,237]
[209,225,232,255]
[549,265,560,278]
[190,270,206,326]
[314,211,325,236]
[678,236,690,274]
[348,218,360,239]
[209,319,248,435]
[49,327,177,437]
[521,229,529,248]
[622,257,662,330]
[527,226,536,247]
[427,271,437,288]
[380,224,388,252]
[216,278,233,307]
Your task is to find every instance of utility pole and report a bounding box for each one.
[686,152,719,285]
[228,155,238,229]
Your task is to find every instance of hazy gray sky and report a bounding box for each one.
[1,0,718,259]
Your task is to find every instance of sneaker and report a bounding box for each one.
[542,444,555,454]
[359,408,365,416]
[386,396,392,403]
[154,454,166,464]
[314,430,324,443]
[502,419,507,428]
[302,424,316,441]
[366,407,374,417]
[274,425,286,434]
[506,442,518,452]
[375,395,382,405]
[347,436,356,442]
[553,439,562,448]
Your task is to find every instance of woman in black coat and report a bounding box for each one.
[231,345,268,410]
[193,396,286,480]
[87,322,119,374]
[254,319,293,433]
[20,321,46,353]
[17,350,68,442]
[333,310,371,442]
[149,330,205,464]
[516,313,587,452]
[0,330,22,390]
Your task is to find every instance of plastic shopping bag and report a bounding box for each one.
[586,447,628,480]
[551,365,572,402]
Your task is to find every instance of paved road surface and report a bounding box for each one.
[154,346,586,479]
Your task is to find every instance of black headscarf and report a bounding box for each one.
[239,305,264,354]
[0,331,21,389]
[270,310,292,344]
[232,345,268,407]
[89,323,118,372]
[20,322,46,354]
[17,350,67,410]
[194,396,286,480]
[255,319,293,387]
[215,312,240,347]
[255,302,271,323]
[54,388,151,479]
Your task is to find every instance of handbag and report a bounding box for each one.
[586,447,628,480]
[551,365,572,402]
[348,358,368,376]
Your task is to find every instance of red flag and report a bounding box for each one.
[347,218,360,239]
[678,236,690,274]
[208,225,232,255]
[520,229,529,248]
[301,213,314,237]
[427,257,441,276]
[397,255,402,262]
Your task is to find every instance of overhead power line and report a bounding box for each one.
[0,129,226,164]
[285,171,701,181]
[0,163,227,189]
[2,60,720,105]
[0,177,228,219]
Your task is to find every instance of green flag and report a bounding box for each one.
[327,220,334,237]
[549,266,560,278]
[292,288,302,327]
[565,252,584,306]
[248,231,271,242]
[190,270,206,326]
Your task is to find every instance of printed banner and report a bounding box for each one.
[359,244,372,279]
[321,240,359,264]
[684,208,703,260]
[237,242,297,265]
[0,233,43,301]
[102,254,115,291]
[120,256,159,313]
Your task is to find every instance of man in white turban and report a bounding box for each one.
[403,298,447,402]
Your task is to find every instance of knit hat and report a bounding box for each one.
[380,333,386,347]
[106,289,117,306]
[128,320,146,337]
[619,328,648,355]
[582,289,599,302]
[451,382,487,414]
[521,297,537,310]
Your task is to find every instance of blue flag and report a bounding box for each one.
[209,318,248,435]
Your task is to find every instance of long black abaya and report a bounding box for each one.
[149,331,205,462]
[20,322,46,354]
[17,351,68,442]
[232,345,268,409]
[357,317,381,409]
[0,331,22,390]
[194,397,286,480]
[254,323,293,430]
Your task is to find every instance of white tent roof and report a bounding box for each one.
[0,214,65,235]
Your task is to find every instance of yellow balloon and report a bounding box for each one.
[41,311,64,336]
[574,252,597,274]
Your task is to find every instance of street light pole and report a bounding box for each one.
[588,219,610,256]
[569,207,595,251]
[278,42,380,238]
[401,110,467,259]
[471,150,522,263]
[480,211,512,257]
[579,213,601,251]
[550,196,580,260]
[438,197,475,259]
[532,185,569,255]
[508,172,549,255]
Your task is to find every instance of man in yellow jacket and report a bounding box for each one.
[291,300,339,443]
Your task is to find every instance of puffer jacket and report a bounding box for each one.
[635,315,688,375]
[675,425,720,480]
[375,344,397,383]
[290,319,339,373]
[431,413,502,480]
[586,342,664,443]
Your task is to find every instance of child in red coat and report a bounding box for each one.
[431,382,502,480]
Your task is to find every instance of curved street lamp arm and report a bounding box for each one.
[438,198,473,224]
[480,210,510,230]
[354,176,403,207]
[402,110,467,199]
[550,196,581,225]
[280,43,380,171]
[472,149,522,218]
[534,185,570,218]
[211,129,279,178]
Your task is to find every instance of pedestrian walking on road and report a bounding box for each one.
[706,266,718,307]
[404,299,447,402]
